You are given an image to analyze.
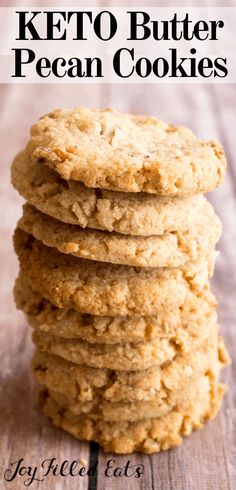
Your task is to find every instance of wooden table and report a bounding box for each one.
[0,4,236,489]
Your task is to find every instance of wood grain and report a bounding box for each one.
[0,2,236,488]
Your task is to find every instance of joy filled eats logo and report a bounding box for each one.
[0,7,235,82]
[3,457,144,486]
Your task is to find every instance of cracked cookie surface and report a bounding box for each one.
[25,108,226,195]
[14,229,216,317]
[11,151,210,236]
[14,273,217,345]
[18,202,221,268]
[41,371,221,423]
[32,314,218,370]
[32,334,229,402]
[40,378,225,453]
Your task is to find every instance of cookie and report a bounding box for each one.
[11,151,211,237]
[14,229,216,317]
[42,370,221,422]
[14,273,217,345]
[32,335,229,402]
[18,203,221,268]
[32,310,218,370]
[39,380,225,453]
[25,108,226,195]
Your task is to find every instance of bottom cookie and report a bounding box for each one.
[40,379,225,454]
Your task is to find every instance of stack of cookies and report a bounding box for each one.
[11,109,229,454]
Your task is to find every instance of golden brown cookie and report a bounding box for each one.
[11,151,211,236]
[32,334,229,402]
[14,273,217,345]
[18,203,221,268]
[26,108,226,195]
[32,310,218,370]
[42,370,221,423]
[14,229,216,317]
[40,379,225,453]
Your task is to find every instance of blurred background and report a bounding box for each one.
[0,1,235,489]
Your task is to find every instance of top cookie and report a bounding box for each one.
[26,108,226,195]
